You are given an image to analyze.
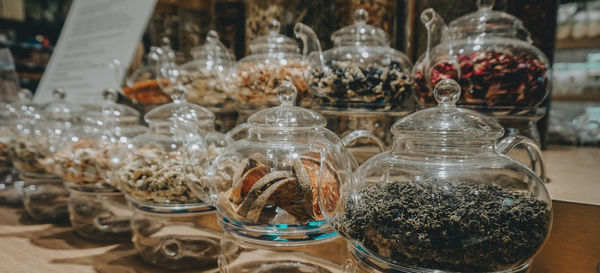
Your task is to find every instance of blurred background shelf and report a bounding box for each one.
[556,37,600,50]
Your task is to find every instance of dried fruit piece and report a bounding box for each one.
[246,177,298,224]
[231,165,268,204]
[299,156,340,218]
[237,171,292,218]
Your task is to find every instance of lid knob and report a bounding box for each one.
[18,89,32,101]
[477,0,495,11]
[161,37,171,47]
[433,79,461,105]
[353,9,369,24]
[171,84,187,103]
[102,88,118,102]
[267,19,281,35]
[52,88,66,100]
[207,30,219,42]
[276,81,297,106]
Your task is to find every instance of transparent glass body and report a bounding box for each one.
[332,80,552,273]
[179,30,237,108]
[218,229,348,273]
[131,207,221,270]
[0,99,20,205]
[233,20,309,109]
[57,89,143,239]
[295,9,415,111]
[13,89,76,221]
[58,90,141,191]
[68,189,131,241]
[412,0,550,117]
[123,41,173,105]
[190,82,357,244]
[22,174,69,222]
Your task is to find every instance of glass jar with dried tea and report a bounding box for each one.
[189,82,384,248]
[13,89,81,222]
[123,39,174,106]
[296,9,416,112]
[233,20,310,109]
[180,30,237,109]
[335,79,552,273]
[188,82,384,272]
[0,95,22,205]
[55,89,142,241]
[412,0,550,117]
[119,85,228,269]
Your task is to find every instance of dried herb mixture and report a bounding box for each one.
[335,180,551,272]
[235,60,309,108]
[311,60,414,110]
[119,146,199,204]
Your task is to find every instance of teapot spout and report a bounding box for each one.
[421,8,447,58]
[294,23,324,69]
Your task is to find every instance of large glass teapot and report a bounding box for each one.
[335,79,552,273]
[179,30,237,108]
[190,81,368,244]
[412,0,550,116]
[233,20,309,109]
[295,9,415,112]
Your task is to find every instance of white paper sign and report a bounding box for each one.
[34,0,157,104]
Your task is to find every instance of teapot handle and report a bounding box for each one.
[225,122,249,141]
[342,130,386,153]
[496,135,547,183]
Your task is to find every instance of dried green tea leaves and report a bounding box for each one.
[335,180,551,272]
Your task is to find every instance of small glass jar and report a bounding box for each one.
[0,97,21,205]
[180,30,237,109]
[334,80,551,273]
[119,86,227,268]
[123,40,173,106]
[12,89,79,221]
[218,229,349,273]
[56,89,142,240]
[233,20,310,109]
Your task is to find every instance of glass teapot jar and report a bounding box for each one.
[118,85,225,209]
[412,0,550,116]
[190,81,385,244]
[295,9,415,112]
[179,30,237,108]
[335,79,552,273]
[55,89,140,191]
[234,20,309,109]
[123,39,174,105]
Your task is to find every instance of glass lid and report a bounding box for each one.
[248,20,300,54]
[447,0,529,40]
[188,30,235,69]
[331,9,389,46]
[391,79,504,140]
[41,88,83,124]
[144,84,215,128]
[248,81,326,128]
[85,88,140,127]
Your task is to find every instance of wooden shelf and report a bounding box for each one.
[556,37,600,50]
[552,93,600,102]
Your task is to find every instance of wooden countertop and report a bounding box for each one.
[0,145,598,273]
